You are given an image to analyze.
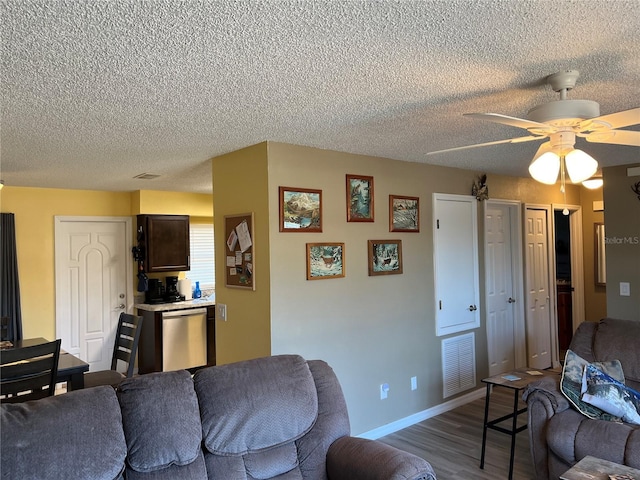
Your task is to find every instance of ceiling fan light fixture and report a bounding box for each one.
[529,151,560,185]
[565,149,598,183]
[582,178,604,189]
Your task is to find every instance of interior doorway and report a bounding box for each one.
[552,205,585,364]
[554,211,573,355]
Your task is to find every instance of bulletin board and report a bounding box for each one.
[224,213,255,290]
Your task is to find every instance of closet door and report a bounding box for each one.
[433,194,480,336]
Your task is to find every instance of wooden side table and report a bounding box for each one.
[480,369,560,480]
[561,455,640,479]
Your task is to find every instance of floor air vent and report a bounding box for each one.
[442,332,476,398]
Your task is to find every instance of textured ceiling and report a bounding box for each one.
[2,0,639,194]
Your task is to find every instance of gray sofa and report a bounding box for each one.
[523,318,640,479]
[1,354,436,480]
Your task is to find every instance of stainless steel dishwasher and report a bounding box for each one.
[161,308,207,371]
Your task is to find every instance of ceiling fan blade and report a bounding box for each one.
[580,107,640,130]
[427,135,544,155]
[464,113,555,133]
[582,129,640,147]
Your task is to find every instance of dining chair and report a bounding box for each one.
[84,313,143,389]
[1,339,61,403]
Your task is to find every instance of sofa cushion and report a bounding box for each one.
[118,370,203,473]
[560,349,622,421]
[194,354,318,456]
[1,386,126,480]
[593,318,640,388]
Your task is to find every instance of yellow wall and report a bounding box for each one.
[211,142,272,365]
[580,187,607,322]
[134,190,214,217]
[227,141,584,434]
[0,187,213,339]
[0,187,133,338]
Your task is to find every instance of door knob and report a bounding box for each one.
[118,304,125,309]
[468,305,477,311]
[508,297,516,304]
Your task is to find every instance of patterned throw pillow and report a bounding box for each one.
[560,349,623,421]
[581,364,640,425]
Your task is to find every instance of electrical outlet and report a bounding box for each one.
[380,383,389,400]
[216,303,227,321]
[411,376,417,391]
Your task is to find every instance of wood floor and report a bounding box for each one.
[378,387,536,479]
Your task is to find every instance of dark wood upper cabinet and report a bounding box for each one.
[137,215,190,272]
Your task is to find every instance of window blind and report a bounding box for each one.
[189,223,215,289]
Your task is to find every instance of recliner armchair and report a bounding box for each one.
[523,318,640,479]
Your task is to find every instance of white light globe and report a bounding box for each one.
[529,151,560,184]
[565,149,598,183]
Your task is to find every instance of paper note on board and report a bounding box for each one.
[236,220,252,253]
[226,256,236,267]
[227,229,238,252]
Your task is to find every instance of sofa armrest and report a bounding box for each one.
[522,376,569,480]
[327,436,436,480]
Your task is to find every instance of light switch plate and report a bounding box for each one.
[216,303,227,321]
[620,282,631,297]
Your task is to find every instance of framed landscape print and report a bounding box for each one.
[367,239,402,276]
[279,186,322,232]
[346,174,374,222]
[389,195,419,232]
[306,243,345,280]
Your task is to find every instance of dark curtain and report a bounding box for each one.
[1,213,23,342]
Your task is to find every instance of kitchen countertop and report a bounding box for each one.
[135,297,216,312]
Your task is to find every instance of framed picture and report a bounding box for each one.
[389,195,420,232]
[346,174,374,222]
[367,240,403,276]
[306,243,345,280]
[279,186,322,232]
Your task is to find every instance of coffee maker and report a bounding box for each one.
[145,279,165,304]
[164,276,184,302]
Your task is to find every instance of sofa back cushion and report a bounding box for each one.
[0,386,127,480]
[194,355,318,456]
[194,355,319,479]
[593,318,640,389]
[117,370,206,477]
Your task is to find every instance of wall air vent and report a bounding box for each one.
[442,332,476,398]
[133,173,161,180]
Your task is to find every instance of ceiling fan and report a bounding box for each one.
[427,70,640,185]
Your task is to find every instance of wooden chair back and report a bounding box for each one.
[111,313,143,377]
[1,339,61,403]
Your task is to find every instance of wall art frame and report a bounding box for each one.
[389,195,420,232]
[346,174,374,222]
[306,242,345,280]
[279,186,323,232]
[367,239,403,276]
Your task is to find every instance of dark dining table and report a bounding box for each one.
[11,337,90,390]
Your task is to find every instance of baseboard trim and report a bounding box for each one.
[357,387,486,440]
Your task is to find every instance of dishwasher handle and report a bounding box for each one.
[162,308,208,318]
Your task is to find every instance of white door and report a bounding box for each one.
[55,216,132,371]
[524,207,552,369]
[485,203,516,376]
[433,194,480,336]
